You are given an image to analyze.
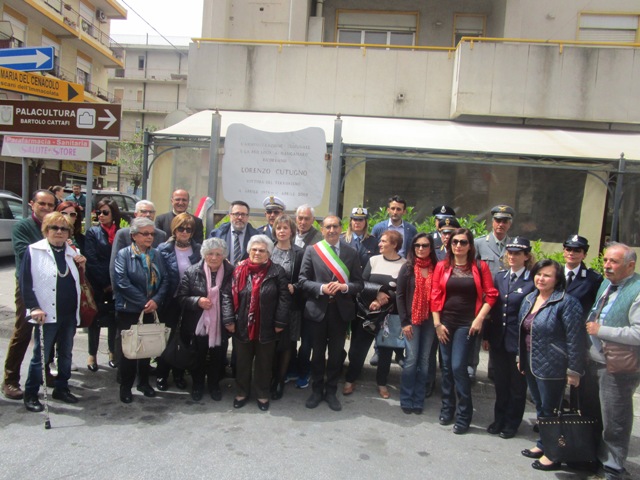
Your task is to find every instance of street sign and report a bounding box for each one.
[0,46,55,71]
[0,99,120,139]
[1,135,106,162]
[0,66,84,102]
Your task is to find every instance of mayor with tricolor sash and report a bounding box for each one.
[299,215,364,412]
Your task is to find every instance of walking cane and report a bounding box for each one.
[38,324,52,430]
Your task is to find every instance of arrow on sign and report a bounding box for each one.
[1,49,52,67]
[91,141,105,160]
[68,84,81,101]
[98,109,117,129]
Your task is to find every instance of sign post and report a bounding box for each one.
[0,67,84,101]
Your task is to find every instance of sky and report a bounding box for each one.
[110,0,204,43]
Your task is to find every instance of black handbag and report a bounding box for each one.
[538,386,598,464]
[160,313,197,370]
[355,294,392,335]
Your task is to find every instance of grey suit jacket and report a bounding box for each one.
[298,240,364,323]
[475,231,512,276]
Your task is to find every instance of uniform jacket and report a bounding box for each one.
[485,269,535,353]
[156,211,204,244]
[565,262,603,319]
[113,246,169,313]
[109,226,167,288]
[340,233,379,270]
[222,261,291,344]
[157,238,202,295]
[85,225,116,292]
[431,260,498,315]
[298,240,364,323]
[210,221,259,263]
[518,289,586,380]
[475,232,513,276]
[371,220,418,258]
[256,224,274,241]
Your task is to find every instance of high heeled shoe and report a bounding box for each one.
[87,355,98,372]
[108,352,116,369]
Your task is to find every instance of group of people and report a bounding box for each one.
[2,189,638,480]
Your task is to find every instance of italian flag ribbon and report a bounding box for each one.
[314,240,350,284]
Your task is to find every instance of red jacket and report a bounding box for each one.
[431,260,498,315]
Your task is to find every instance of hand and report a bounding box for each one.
[469,317,484,336]
[482,340,490,351]
[517,362,524,375]
[275,327,284,333]
[323,281,345,296]
[376,292,390,305]
[403,325,413,341]
[30,308,46,325]
[586,321,600,336]
[288,284,295,295]
[198,297,213,310]
[567,373,580,387]
[225,324,236,333]
[74,255,86,270]
[143,299,158,313]
[436,324,450,344]
[369,300,381,311]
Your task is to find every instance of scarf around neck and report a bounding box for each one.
[101,222,117,245]
[195,261,225,347]
[232,259,271,341]
[131,242,160,298]
[411,256,434,325]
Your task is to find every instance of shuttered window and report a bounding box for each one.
[578,14,639,42]
[336,11,417,46]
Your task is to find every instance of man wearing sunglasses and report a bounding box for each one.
[256,195,285,241]
[155,189,204,244]
[2,190,55,400]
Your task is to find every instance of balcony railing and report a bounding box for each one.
[117,98,187,113]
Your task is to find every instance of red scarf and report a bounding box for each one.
[232,259,271,341]
[101,222,117,245]
[411,257,434,325]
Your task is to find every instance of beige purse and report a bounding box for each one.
[121,311,170,360]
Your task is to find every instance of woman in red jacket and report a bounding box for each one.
[432,228,498,434]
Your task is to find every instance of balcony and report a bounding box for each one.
[187,38,640,129]
[118,99,187,114]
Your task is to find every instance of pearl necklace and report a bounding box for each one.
[50,244,70,277]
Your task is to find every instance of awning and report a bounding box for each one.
[153,110,640,162]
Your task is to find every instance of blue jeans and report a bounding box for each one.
[400,321,436,409]
[439,325,473,426]
[523,355,566,450]
[25,315,76,395]
[597,368,640,473]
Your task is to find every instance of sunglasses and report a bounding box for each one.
[266,209,281,215]
[494,218,510,224]
[136,231,155,237]
[564,247,584,253]
[61,211,78,218]
[49,225,70,233]
[176,227,193,233]
[96,210,111,216]
[451,239,470,246]
[414,243,431,249]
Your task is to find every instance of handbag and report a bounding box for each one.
[78,269,98,328]
[121,311,170,360]
[602,341,640,374]
[356,294,392,336]
[160,312,197,370]
[538,386,598,464]
[376,313,405,349]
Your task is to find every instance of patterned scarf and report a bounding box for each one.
[101,222,117,245]
[131,242,160,298]
[195,261,225,347]
[411,257,434,325]
[232,259,271,341]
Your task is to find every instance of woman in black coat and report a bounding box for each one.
[176,237,233,401]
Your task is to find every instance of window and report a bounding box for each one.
[336,11,417,46]
[138,55,145,70]
[135,119,142,133]
[453,14,486,46]
[2,12,26,47]
[113,88,124,102]
[76,56,92,89]
[578,13,639,42]
[136,90,143,103]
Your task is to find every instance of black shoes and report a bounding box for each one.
[521,448,544,459]
[120,386,133,404]
[487,422,502,435]
[233,397,247,409]
[532,460,561,471]
[305,391,323,409]
[191,389,203,401]
[136,384,156,397]
[156,377,169,391]
[257,400,270,411]
[271,382,285,400]
[52,388,78,404]
[439,415,453,426]
[325,393,342,411]
[174,376,187,390]
[87,363,98,372]
[412,408,423,415]
[402,407,413,414]
[499,429,516,439]
[453,424,469,435]
[210,387,222,401]
[24,394,44,412]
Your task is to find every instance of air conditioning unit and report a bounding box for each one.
[100,166,109,175]
[96,9,107,23]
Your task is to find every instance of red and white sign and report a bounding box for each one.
[1,135,106,162]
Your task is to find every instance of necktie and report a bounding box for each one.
[566,271,575,288]
[353,236,361,251]
[510,273,517,283]
[232,230,241,264]
[331,245,338,255]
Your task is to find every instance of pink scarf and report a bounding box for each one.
[195,261,225,347]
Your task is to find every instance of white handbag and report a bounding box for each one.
[121,311,170,360]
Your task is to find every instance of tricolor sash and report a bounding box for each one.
[314,240,350,284]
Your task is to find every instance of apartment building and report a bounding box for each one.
[149,0,640,255]
[0,0,125,192]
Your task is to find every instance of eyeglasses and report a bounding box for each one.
[36,201,55,208]
[230,212,248,218]
[61,211,78,218]
[266,209,281,215]
[138,209,155,215]
[176,227,193,233]
[415,243,431,249]
[564,247,584,253]
[250,247,268,254]
[451,239,470,246]
[494,218,511,224]
[97,210,111,216]
[49,225,70,233]
[136,231,155,237]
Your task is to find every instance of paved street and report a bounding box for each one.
[0,255,638,479]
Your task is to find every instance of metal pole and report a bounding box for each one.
[142,130,150,199]
[328,115,343,216]
[85,162,94,232]
[610,153,625,242]
[21,158,29,218]
[207,110,222,234]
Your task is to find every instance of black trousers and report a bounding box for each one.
[310,303,348,395]
[490,346,527,432]
[346,318,393,386]
[115,312,154,390]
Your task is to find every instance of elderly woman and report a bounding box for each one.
[341,207,379,270]
[176,238,233,401]
[113,217,169,403]
[269,214,304,400]
[432,228,498,434]
[155,213,202,391]
[223,234,290,411]
[20,212,86,411]
[397,233,437,414]
[343,230,406,399]
[519,259,585,471]
[56,201,85,252]
[85,199,121,372]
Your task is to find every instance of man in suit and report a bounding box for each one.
[299,215,363,411]
[294,204,322,248]
[256,195,285,241]
[210,200,258,265]
[432,205,456,251]
[155,189,204,244]
[370,195,417,258]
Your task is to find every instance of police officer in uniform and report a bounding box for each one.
[435,217,460,261]
[341,207,379,270]
[432,205,456,251]
[257,195,285,241]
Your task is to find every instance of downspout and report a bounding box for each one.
[316,0,324,17]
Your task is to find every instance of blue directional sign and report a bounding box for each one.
[0,46,54,72]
